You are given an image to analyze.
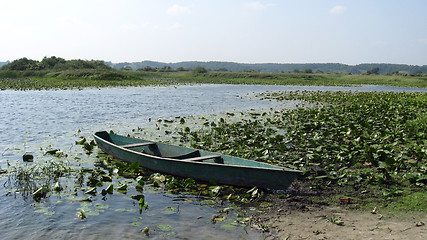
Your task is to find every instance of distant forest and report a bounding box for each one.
[1,58,426,75]
[0,57,110,71]
[107,61,427,75]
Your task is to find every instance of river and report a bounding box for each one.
[0,84,425,239]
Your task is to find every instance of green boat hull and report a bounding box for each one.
[94,131,301,189]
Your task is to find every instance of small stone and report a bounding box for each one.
[23,153,34,162]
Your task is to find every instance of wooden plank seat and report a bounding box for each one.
[184,155,223,163]
[120,142,156,148]
[168,150,200,159]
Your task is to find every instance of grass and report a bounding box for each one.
[165,72,427,88]
[390,191,427,212]
[1,70,426,90]
[330,74,427,88]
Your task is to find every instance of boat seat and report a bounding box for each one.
[168,150,200,159]
[120,142,156,148]
[184,155,223,163]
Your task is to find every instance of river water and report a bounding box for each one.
[0,84,425,239]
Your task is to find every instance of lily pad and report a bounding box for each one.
[94,203,109,209]
[85,210,101,216]
[157,224,173,231]
[114,208,128,212]
[162,207,177,215]
[114,208,137,213]
[34,206,55,216]
[220,224,237,230]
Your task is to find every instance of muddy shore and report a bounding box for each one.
[251,181,426,239]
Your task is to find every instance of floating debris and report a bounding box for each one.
[416,222,425,227]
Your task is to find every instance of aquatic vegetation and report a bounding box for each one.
[0,74,166,90]
[77,209,86,220]
[3,133,265,237]
[102,184,114,195]
[157,224,173,231]
[164,91,426,204]
[75,137,96,154]
[259,91,426,187]
[141,226,149,236]
[32,203,55,216]
[5,158,73,200]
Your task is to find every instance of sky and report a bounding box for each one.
[1,0,427,65]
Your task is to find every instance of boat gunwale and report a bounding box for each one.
[94,133,302,173]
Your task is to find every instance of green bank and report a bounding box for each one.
[1,57,426,90]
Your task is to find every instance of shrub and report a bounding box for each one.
[192,66,208,74]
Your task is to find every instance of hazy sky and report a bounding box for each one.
[1,0,427,65]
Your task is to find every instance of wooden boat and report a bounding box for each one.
[94,131,301,189]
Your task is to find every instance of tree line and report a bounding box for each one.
[0,57,210,74]
[108,61,427,75]
[0,57,111,71]
[1,57,426,75]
